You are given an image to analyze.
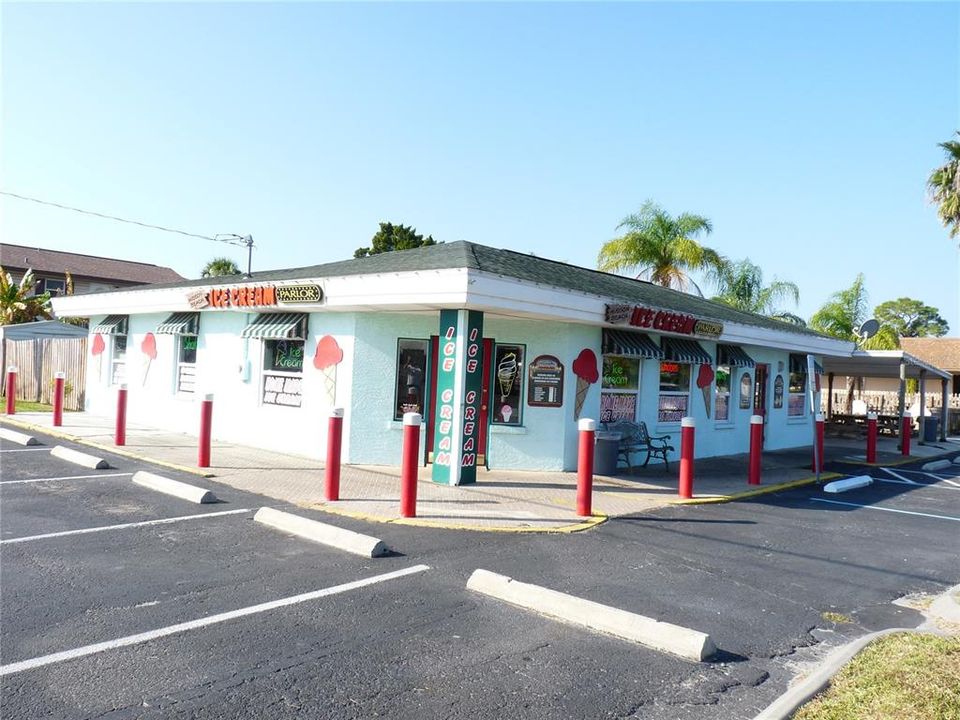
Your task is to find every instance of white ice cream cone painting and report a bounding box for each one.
[497,352,518,402]
[313,335,343,406]
[500,404,513,423]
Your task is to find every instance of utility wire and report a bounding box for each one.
[0,190,249,246]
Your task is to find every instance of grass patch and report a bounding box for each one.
[13,400,55,413]
[794,633,960,720]
[821,611,854,624]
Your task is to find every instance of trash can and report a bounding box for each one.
[923,415,939,442]
[594,431,621,476]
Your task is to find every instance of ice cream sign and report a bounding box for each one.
[195,284,323,309]
[431,310,484,486]
[605,303,723,339]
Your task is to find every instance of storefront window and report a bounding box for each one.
[493,344,524,425]
[658,361,690,423]
[600,355,640,423]
[788,354,806,416]
[111,335,127,386]
[177,335,198,394]
[715,365,731,421]
[262,339,304,408]
[395,339,429,420]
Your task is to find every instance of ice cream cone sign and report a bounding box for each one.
[571,349,599,420]
[141,333,157,386]
[313,335,344,405]
[91,334,105,379]
[696,364,714,418]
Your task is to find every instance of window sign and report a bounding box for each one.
[262,339,304,408]
[527,354,563,408]
[739,372,752,409]
[601,393,637,423]
[494,344,524,424]
[394,339,429,420]
[773,375,784,409]
[602,356,639,390]
[177,335,198,394]
[715,365,731,421]
[788,354,806,416]
[658,362,691,423]
[111,335,127,386]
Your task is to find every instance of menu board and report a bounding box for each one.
[262,374,302,407]
[527,355,564,407]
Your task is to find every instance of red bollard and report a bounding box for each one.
[400,412,421,518]
[678,417,695,499]
[115,384,128,446]
[198,393,213,467]
[901,412,911,457]
[324,408,344,501]
[866,412,878,464]
[748,414,763,485]
[5,366,17,415]
[52,371,65,427]
[812,414,824,472]
[577,418,596,517]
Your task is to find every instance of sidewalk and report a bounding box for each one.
[4,411,955,532]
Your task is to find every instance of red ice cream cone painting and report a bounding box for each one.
[571,349,599,420]
[91,333,106,380]
[313,335,344,405]
[141,332,157,386]
[696,364,714,417]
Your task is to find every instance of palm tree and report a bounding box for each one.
[927,131,960,242]
[711,259,800,317]
[200,257,240,278]
[597,200,725,294]
[810,274,898,412]
[0,267,52,324]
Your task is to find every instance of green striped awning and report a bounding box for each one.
[663,337,712,365]
[91,315,128,335]
[717,344,755,368]
[155,312,199,335]
[240,313,307,340]
[602,329,663,359]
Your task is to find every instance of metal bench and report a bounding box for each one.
[604,420,674,472]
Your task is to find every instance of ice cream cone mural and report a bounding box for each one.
[91,334,105,380]
[571,349,599,420]
[313,335,344,405]
[141,333,157,386]
[500,404,513,423]
[497,352,518,402]
[696,364,715,418]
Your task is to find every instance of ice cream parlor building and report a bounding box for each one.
[52,241,854,484]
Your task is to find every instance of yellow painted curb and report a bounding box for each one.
[669,472,843,505]
[0,417,215,478]
[299,501,607,534]
[834,451,957,468]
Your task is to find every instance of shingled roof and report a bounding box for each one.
[0,243,183,285]
[899,337,960,372]
[67,240,829,338]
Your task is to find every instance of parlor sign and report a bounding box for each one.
[605,303,723,339]
[191,284,323,309]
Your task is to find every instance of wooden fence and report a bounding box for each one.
[1,338,86,410]
[820,389,960,414]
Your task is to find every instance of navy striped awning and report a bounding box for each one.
[717,344,755,368]
[240,313,307,340]
[789,354,824,374]
[663,337,712,365]
[155,312,199,335]
[602,329,663,359]
[91,315,128,335]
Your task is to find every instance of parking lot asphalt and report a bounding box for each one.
[2,430,958,719]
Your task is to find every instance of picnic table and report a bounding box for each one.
[825,413,907,437]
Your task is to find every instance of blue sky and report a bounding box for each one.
[3,2,958,331]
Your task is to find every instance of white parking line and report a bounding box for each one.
[0,564,430,676]
[1,508,251,545]
[881,468,918,484]
[810,498,960,522]
[0,473,134,486]
[876,478,960,491]
[0,448,50,453]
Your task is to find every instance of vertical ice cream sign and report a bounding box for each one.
[431,309,484,486]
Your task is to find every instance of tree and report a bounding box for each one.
[874,298,949,338]
[810,274,899,412]
[200,257,241,278]
[711,258,800,317]
[927,131,960,242]
[354,223,436,258]
[0,267,52,324]
[596,200,725,294]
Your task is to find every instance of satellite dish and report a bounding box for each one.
[858,319,880,340]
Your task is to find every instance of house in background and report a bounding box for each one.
[900,338,960,395]
[0,243,183,296]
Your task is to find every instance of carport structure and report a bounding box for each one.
[820,350,951,442]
